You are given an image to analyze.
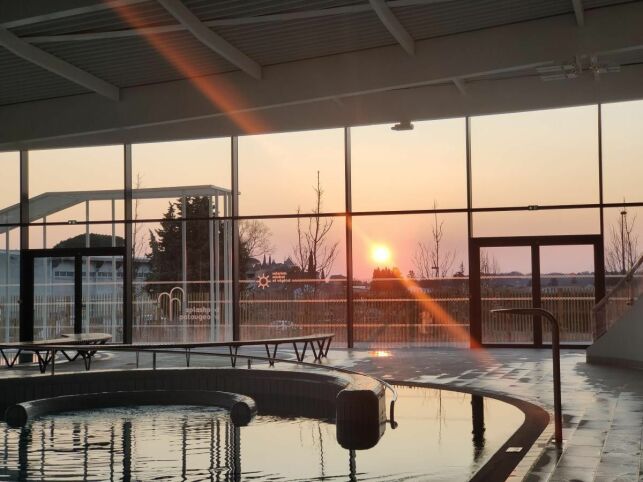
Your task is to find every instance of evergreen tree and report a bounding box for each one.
[146,197,211,293]
[54,233,125,249]
[146,196,271,294]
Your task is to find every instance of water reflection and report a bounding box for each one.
[0,387,523,481]
[471,394,486,460]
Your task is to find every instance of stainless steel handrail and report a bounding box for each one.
[491,308,563,446]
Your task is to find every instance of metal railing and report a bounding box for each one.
[491,308,563,446]
[593,254,643,339]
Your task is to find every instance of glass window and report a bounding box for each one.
[132,219,232,343]
[351,118,467,211]
[540,245,595,344]
[239,129,345,215]
[602,100,643,203]
[133,138,231,220]
[0,152,19,224]
[352,213,469,347]
[603,206,643,277]
[0,227,19,342]
[473,208,600,237]
[481,246,533,344]
[29,145,124,222]
[471,105,599,207]
[29,223,125,249]
[238,217,347,342]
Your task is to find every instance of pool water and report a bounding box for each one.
[0,386,524,481]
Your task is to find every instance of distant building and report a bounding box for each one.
[0,251,150,297]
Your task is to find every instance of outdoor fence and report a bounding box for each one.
[0,286,596,346]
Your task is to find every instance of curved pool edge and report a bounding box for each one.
[0,366,387,449]
[4,389,257,428]
[392,380,552,482]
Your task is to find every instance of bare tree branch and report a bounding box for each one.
[606,205,640,274]
[239,220,273,260]
[413,201,457,278]
[293,171,339,279]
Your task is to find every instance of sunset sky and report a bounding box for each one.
[1,101,643,279]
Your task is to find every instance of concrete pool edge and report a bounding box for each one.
[392,380,553,482]
[0,366,387,449]
[4,389,258,428]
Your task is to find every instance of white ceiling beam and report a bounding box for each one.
[572,0,585,26]
[12,0,454,40]
[1,0,149,29]
[8,65,643,151]
[157,0,262,80]
[2,0,642,147]
[0,27,120,101]
[369,0,415,55]
[453,78,467,95]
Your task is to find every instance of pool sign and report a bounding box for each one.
[257,273,270,289]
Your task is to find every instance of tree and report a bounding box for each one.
[480,251,500,291]
[54,233,124,249]
[371,267,406,294]
[146,196,272,293]
[480,252,499,276]
[413,201,457,278]
[239,219,273,269]
[606,204,640,274]
[292,171,339,280]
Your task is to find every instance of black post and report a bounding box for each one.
[465,118,481,348]
[471,394,486,458]
[123,145,133,344]
[231,137,240,341]
[74,256,82,334]
[593,236,606,305]
[344,127,354,348]
[19,151,32,353]
[531,245,542,347]
[469,244,481,348]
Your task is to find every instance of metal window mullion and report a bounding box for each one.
[344,127,354,348]
[466,117,480,348]
[231,136,240,341]
[19,150,32,345]
[123,144,133,344]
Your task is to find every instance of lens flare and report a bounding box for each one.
[112,4,267,134]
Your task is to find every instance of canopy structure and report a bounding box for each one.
[0,185,234,341]
[0,185,231,227]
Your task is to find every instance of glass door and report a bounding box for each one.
[480,246,535,345]
[81,253,124,342]
[539,245,596,345]
[33,255,75,340]
[24,247,125,342]
[471,235,604,347]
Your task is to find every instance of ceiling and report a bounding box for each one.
[1,0,642,149]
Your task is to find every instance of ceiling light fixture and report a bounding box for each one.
[391,120,414,131]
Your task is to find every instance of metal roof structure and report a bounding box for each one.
[1,0,642,149]
[0,185,231,229]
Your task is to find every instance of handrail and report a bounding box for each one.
[491,308,563,446]
[594,252,643,312]
[4,342,398,428]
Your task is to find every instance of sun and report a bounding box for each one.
[371,244,392,265]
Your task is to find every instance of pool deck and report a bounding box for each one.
[1,346,642,481]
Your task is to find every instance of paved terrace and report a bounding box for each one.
[1,347,642,482]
